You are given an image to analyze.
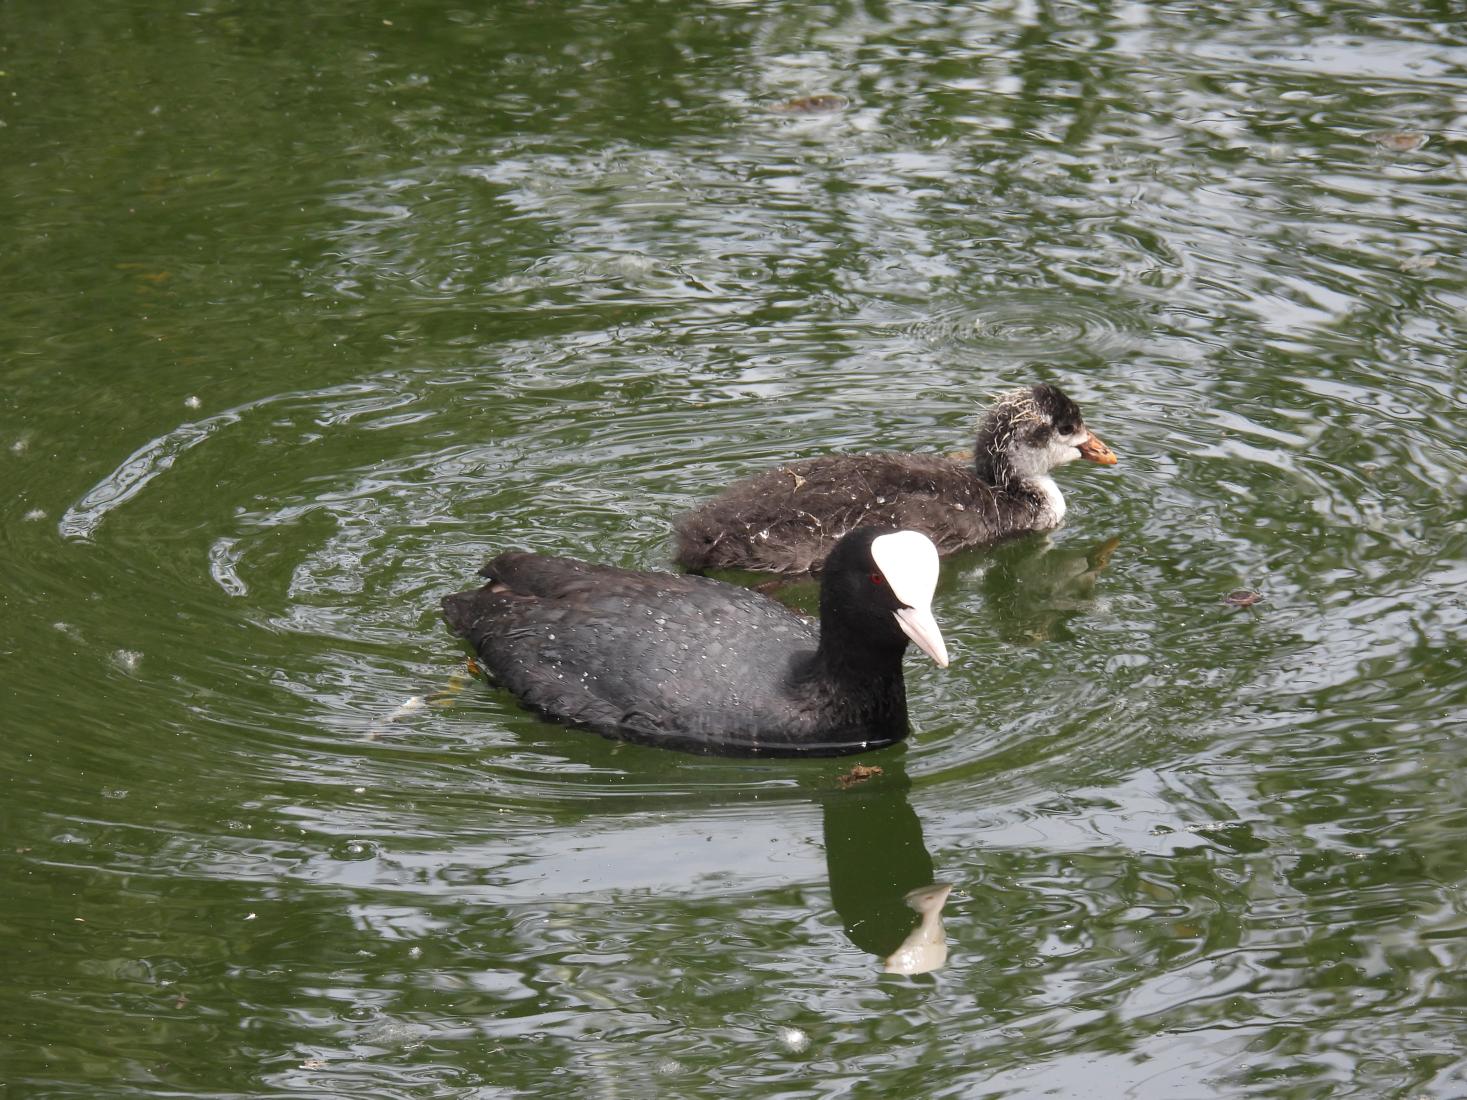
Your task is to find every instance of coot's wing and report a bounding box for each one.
[479,550,710,597]
[675,454,1004,573]
[444,560,819,752]
[445,550,713,635]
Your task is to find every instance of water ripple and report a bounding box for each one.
[57,382,394,542]
[895,293,1151,360]
[10,2,1467,1095]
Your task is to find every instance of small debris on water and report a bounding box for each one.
[1224,588,1262,608]
[770,94,848,115]
[1400,254,1438,273]
[389,695,427,720]
[184,395,202,410]
[367,694,429,738]
[23,508,45,522]
[774,1025,810,1053]
[837,763,883,789]
[1368,130,1427,152]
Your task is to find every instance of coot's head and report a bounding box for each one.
[821,527,949,668]
[974,383,1117,487]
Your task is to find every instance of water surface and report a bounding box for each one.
[4,1,1467,1096]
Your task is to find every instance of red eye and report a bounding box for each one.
[870,571,886,585]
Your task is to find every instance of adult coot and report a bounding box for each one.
[441,527,949,757]
[674,383,1117,576]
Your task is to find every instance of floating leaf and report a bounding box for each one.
[770,94,848,115]
[837,763,883,789]
[1368,130,1427,152]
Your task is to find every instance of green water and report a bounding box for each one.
[4,1,1467,1095]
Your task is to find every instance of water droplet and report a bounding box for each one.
[112,649,144,675]
[774,1025,810,1053]
[333,840,379,861]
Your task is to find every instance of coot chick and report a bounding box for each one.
[441,527,949,757]
[675,383,1117,576]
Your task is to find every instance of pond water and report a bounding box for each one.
[4,1,1467,1096]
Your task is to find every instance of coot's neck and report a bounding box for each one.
[972,441,1022,490]
[971,439,1001,488]
[972,447,1066,525]
[801,592,911,719]
[809,631,909,684]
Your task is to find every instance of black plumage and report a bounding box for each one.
[674,383,1116,576]
[441,527,947,757]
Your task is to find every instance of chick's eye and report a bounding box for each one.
[1057,420,1077,436]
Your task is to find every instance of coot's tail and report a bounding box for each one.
[444,553,518,635]
[671,513,713,571]
[441,586,494,636]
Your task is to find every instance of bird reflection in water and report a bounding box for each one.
[883,883,953,975]
[820,753,953,975]
[968,534,1121,644]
